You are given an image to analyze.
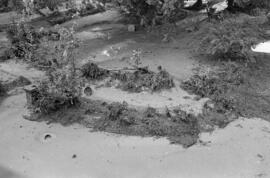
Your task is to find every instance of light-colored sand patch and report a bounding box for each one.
[80,39,136,63]
[0,32,8,42]
[252,41,270,53]
[0,94,270,178]
[0,60,44,83]
[0,12,17,25]
[76,24,126,41]
[76,30,107,41]
[63,10,121,31]
[88,83,208,115]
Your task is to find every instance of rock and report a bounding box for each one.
[24,85,39,106]
[127,24,136,32]
[162,34,170,43]
[84,86,93,96]
[72,154,77,159]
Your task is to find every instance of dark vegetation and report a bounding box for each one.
[178,9,270,122]
[81,62,175,93]
[115,0,187,26]
[81,62,110,80]
[6,21,43,60]
[1,0,270,147]
[181,62,244,116]
[25,93,201,147]
[111,67,175,93]
[0,82,6,96]
[5,21,61,63]
[199,16,268,62]
[181,55,270,121]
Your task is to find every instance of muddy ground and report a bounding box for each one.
[0,8,270,178]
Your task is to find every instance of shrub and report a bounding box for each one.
[81,62,109,80]
[26,27,81,115]
[5,20,81,69]
[115,0,185,26]
[199,17,266,62]
[6,20,41,59]
[235,0,270,10]
[181,62,245,114]
[26,72,81,115]
[112,67,175,93]
[9,0,25,13]
[0,0,11,12]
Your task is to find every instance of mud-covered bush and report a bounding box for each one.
[81,62,109,80]
[91,100,200,147]
[26,27,81,115]
[6,20,62,64]
[32,27,78,68]
[112,67,175,92]
[182,74,221,98]
[182,63,245,95]
[182,63,245,114]
[26,76,80,115]
[9,0,25,13]
[0,0,11,12]
[115,0,185,26]
[6,20,79,69]
[6,21,41,59]
[235,0,270,10]
[199,17,265,62]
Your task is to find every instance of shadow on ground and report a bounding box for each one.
[0,165,27,178]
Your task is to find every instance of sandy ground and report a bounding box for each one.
[1,9,270,178]
[0,94,270,178]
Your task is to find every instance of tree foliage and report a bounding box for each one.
[115,0,185,26]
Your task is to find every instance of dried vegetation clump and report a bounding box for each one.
[81,62,175,93]
[81,62,110,80]
[181,63,245,124]
[111,67,175,93]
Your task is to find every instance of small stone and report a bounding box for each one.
[265,30,270,36]
[72,154,77,159]
[204,101,215,109]
[128,24,136,32]
[162,34,170,43]
[194,96,201,101]
[84,86,93,96]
